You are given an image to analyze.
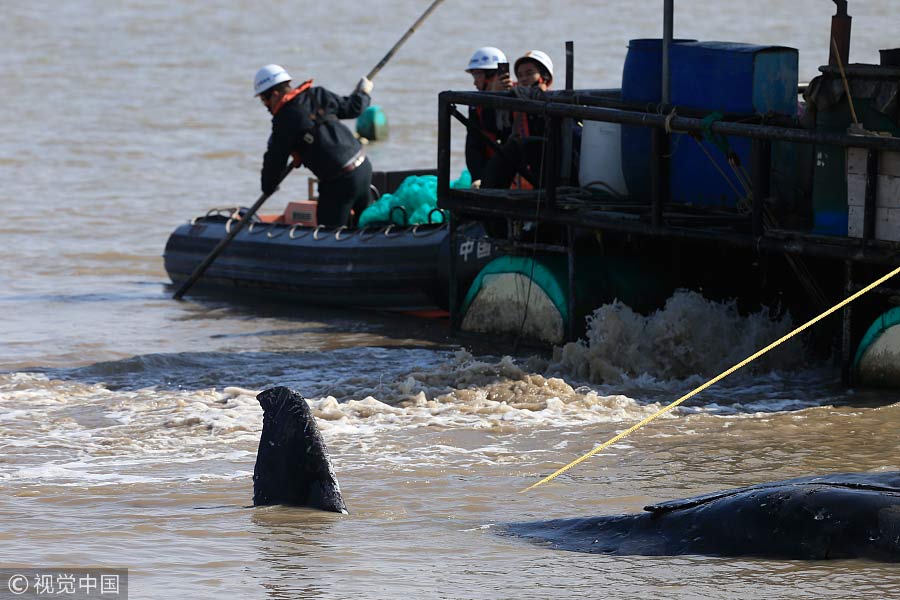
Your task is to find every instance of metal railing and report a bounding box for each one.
[437,87,900,371]
[438,88,900,259]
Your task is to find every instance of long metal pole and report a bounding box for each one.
[842,260,854,385]
[751,139,771,237]
[441,91,900,152]
[438,192,900,266]
[437,95,460,330]
[651,128,665,226]
[366,0,445,80]
[567,225,577,342]
[173,164,293,299]
[659,1,674,222]
[561,41,575,184]
[828,0,851,68]
[662,0,674,105]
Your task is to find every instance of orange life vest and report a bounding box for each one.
[271,79,314,116]
[474,106,499,159]
[270,80,314,166]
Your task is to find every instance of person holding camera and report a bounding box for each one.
[482,50,555,191]
[464,47,513,187]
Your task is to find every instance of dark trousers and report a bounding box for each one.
[317,157,373,227]
[482,137,547,189]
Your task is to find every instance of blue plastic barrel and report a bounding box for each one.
[620,39,695,201]
[668,42,798,206]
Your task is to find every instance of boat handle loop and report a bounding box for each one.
[382,224,400,238]
[334,226,350,241]
[389,205,408,227]
[356,226,378,242]
[225,213,238,234]
[224,208,260,234]
[427,208,448,224]
[206,206,242,219]
[288,224,313,240]
[411,222,447,237]
[194,207,235,226]
[266,224,288,239]
[247,221,275,236]
[312,225,327,240]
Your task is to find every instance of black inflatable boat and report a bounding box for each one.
[164,168,495,310]
[164,215,492,310]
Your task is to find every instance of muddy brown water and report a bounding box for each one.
[2,2,899,598]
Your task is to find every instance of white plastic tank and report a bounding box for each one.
[578,120,629,196]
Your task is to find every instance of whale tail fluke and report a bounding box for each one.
[253,386,347,514]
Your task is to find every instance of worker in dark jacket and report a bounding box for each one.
[464,47,513,187]
[254,64,374,227]
[482,50,554,190]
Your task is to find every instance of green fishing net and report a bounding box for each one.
[358,170,471,227]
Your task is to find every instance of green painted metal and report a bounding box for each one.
[852,306,900,370]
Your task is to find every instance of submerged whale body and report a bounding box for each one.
[253,386,347,513]
[251,386,900,560]
[504,472,900,561]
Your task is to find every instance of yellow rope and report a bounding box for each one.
[522,264,900,493]
[831,36,859,125]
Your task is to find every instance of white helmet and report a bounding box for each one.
[465,46,507,72]
[253,64,292,96]
[515,50,554,82]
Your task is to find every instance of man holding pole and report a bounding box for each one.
[254,64,374,227]
[174,1,443,300]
